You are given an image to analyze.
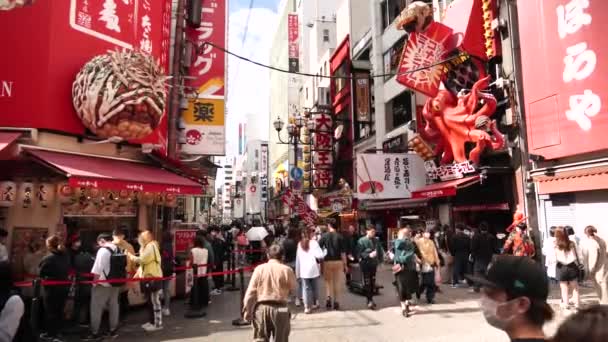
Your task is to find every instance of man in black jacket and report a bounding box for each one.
[450,223,471,288]
[470,222,497,292]
[209,227,227,295]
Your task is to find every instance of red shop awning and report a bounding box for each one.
[0,132,20,152]
[27,149,203,195]
[411,175,480,199]
[534,166,608,195]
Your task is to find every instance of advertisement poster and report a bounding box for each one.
[174,229,197,254]
[0,0,173,152]
[356,153,427,200]
[182,0,227,155]
[10,227,49,278]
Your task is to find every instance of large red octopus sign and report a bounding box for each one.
[419,76,504,165]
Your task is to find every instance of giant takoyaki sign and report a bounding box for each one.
[72,50,167,140]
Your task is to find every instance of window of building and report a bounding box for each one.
[323,29,330,42]
[383,36,407,81]
[333,62,348,94]
[354,74,375,142]
[306,87,308,100]
[388,91,413,130]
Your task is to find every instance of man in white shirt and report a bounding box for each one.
[581,226,608,304]
[0,229,9,263]
[83,233,120,341]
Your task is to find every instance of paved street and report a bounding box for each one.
[77,265,597,342]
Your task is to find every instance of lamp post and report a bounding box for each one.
[273,115,308,191]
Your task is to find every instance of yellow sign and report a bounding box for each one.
[183,98,225,126]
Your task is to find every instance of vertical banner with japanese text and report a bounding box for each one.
[287,13,302,188]
[182,0,227,155]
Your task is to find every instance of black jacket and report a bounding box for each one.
[210,237,228,264]
[449,232,471,257]
[471,232,497,262]
[39,251,70,289]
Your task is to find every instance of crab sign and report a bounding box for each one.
[422,76,504,165]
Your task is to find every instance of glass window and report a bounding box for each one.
[323,29,330,42]
[333,62,348,94]
[390,91,413,129]
[383,36,407,81]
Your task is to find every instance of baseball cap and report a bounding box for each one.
[466,255,549,300]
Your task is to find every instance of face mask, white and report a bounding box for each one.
[423,232,431,239]
[479,296,518,331]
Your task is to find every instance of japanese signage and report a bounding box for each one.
[312,113,334,189]
[282,188,317,227]
[182,0,227,155]
[261,143,269,201]
[0,0,172,149]
[354,73,370,122]
[174,229,197,254]
[233,198,244,218]
[288,13,299,73]
[356,153,427,200]
[424,160,476,181]
[382,134,408,153]
[519,0,608,159]
[396,21,453,97]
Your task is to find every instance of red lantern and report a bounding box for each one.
[57,183,74,204]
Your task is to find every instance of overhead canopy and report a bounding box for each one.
[0,132,20,153]
[360,198,428,211]
[411,175,480,199]
[27,149,203,195]
[532,165,608,195]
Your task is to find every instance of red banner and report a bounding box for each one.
[0,0,172,151]
[519,0,608,160]
[282,189,317,227]
[174,229,197,254]
[395,21,453,97]
[288,14,299,59]
[185,0,226,98]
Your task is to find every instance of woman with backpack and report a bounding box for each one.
[128,229,163,332]
[39,235,70,342]
[0,261,24,342]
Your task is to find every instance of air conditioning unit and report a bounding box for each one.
[317,87,330,106]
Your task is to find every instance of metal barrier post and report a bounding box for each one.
[225,249,238,291]
[30,278,41,342]
[185,264,206,318]
[231,267,250,326]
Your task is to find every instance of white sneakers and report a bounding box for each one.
[210,289,222,296]
[141,322,163,332]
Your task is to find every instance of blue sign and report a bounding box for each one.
[290,167,303,180]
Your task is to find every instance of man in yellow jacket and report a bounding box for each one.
[128,229,163,332]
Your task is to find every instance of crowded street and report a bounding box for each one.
[2,0,608,341]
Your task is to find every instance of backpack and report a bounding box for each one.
[104,246,127,287]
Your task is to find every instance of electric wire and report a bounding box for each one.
[197,41,468,80]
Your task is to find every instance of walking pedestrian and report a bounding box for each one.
[466,255,553,342]
[450,224,471,288]
[345,225,359,285]
[554,227,583,311]
[128,230,163,332]
[209,227,228,296]
[319,222,347,310]
[552,305,608,342]
[295,230,324,314]
[415,228,440,304]
[188,236,209,313]
[357,225,385,310]
[470,222,497,293]
[541,227,558,284]
[71,238,95,328]
[281,227,301,306]
[580,225,608,304]
[243,244,296,342]
[112,227,136,320]
[393,228,419,317]
[39,235,70,342]
[0,261,25,342]
[436,224,453,285]
[160,230,175,315]
[82,233,121,341]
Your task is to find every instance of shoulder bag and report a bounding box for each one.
[140,243,163,293]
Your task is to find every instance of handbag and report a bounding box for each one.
[140,243,163,293]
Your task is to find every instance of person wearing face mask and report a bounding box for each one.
[415,228,440,304]
[466,255,554,342]
[357,225,385,310]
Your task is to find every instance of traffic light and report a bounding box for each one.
[408,134,435,161]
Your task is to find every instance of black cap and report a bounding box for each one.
[466,255,549,300]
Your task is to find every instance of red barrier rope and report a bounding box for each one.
[233,248,266,254]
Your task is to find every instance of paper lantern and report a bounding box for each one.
[87,187,102,203]
[0,181,16,207]
[36,183,54,208]
[164,193,177,208]
[138,191,155,206]
[104,190,118,202]
[20,182,34,208]
[57,183,74,204]
[155,193,165,206]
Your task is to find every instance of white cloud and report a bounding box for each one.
[225,7,279,156]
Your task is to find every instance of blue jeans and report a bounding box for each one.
[302,277,320,308]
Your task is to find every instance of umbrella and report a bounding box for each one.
[246,226,268,241]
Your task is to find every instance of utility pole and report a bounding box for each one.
[370,0,386,152]
[167,0,186,159]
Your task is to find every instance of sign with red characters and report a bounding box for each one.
[0,0,172,151]
[174,229,197,254]
[311,113,333,189]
